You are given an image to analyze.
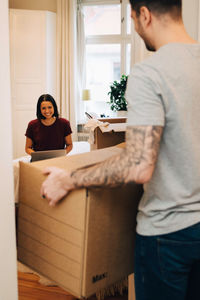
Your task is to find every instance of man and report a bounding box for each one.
[41,1,200,299]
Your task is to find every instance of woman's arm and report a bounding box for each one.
[25,137,34,155]
[65,134,73,154]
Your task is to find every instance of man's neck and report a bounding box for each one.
[153,21,197,50]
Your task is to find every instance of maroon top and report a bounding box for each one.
[25,118,72,151]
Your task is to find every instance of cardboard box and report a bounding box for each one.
[91,118,126,150]
[97,117,126,124]
[18,145,143,298]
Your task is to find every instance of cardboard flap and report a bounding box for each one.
[99,123,126,133]
[25,146,123,172]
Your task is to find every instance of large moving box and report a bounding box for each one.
[18,145,143,298]
[91,118,126,150]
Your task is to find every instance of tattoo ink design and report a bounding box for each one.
[71,126,163,188]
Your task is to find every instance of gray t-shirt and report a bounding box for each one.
[126,43,200,236]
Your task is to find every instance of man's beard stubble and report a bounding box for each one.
[137,20,156,52]
[144,41,156,52]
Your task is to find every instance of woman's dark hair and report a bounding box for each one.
[36,94,59,120]
[129,0,182,20]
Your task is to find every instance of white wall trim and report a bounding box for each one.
[0,1,18,299]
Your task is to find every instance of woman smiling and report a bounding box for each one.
[25,94,72,155]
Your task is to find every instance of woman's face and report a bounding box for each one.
[40,101,55,119]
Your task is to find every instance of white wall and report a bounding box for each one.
[182,0,199,40]
[9,0,57,12]
[0,0,18,299]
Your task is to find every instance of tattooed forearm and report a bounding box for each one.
[126,126,163,166]
[71,125,163,188]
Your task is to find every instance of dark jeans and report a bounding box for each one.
[134,222,200,300]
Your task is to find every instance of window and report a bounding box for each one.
[82,0,132,116]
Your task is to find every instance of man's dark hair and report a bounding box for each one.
[36,94,59,120]
[129,0,182,20]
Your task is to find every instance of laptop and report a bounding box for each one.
[31,149,66,162]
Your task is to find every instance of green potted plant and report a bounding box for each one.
[108,74,128,115]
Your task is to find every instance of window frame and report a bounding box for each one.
[82,0,132,78]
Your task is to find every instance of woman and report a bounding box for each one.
[25,94,73,155]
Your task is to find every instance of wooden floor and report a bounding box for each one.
[18,271,128,300]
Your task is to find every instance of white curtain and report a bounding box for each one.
[56,0,77,139]
[77,0,86,123]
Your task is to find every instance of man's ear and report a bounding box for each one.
[139,6,151,28]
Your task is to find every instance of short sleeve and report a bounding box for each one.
[126,64,165,127]
[25,122,33,139]
[62,119,72,136]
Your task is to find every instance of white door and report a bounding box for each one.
[9,9,56,158]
